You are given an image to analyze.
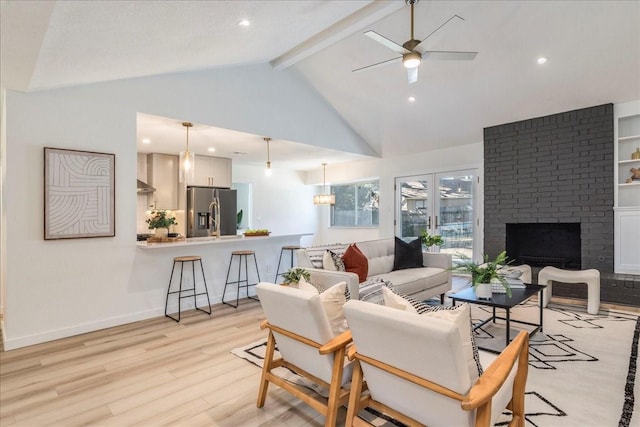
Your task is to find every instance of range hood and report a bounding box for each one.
[137,179,156,194]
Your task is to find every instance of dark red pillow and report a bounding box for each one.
[342,244,369,283]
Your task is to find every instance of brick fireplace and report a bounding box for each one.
[484,103,640,306]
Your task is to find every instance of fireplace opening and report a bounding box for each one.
[505,223,581,269]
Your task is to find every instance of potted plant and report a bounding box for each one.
[146,210,177,238]
[451,251,513,298]
[281,268,311,286]
[420,230,444,252]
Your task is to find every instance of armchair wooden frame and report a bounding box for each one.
[345,331,529,427]
[257,320,353,427]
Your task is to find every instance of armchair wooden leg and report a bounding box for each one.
[257,331,276,408]
[325,346,346,427]
[345,360,364,427]
[510,334,529,427]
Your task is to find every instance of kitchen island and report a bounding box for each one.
[135,233,311,313]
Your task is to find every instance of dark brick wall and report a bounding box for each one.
[483,104,628,303]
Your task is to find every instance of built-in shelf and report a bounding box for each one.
[619,159,640,164]
[618,182,640,187]
[618,134,640,141]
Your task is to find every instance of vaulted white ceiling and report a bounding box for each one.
[2,0,639,167]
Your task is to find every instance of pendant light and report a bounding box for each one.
[264,137,272,176]
[313,163,335,205]
[179,122,195,183]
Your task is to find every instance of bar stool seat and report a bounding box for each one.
[275,245,304,282]
[165,255,212,322]
[223,250,261,308]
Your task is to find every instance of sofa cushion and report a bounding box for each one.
[357,238,394,276]
[393,237,423,271]
[381,287,482,383]
[373,267,448,297]
[343,244,369,283]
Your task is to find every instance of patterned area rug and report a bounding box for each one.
[232,303,640,426]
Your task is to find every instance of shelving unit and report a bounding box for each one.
[614,102,640,274]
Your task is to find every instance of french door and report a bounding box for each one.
[395,170,478,261]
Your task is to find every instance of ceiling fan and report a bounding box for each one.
[353,0,477,84]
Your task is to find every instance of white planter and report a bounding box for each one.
[474,282,492,299]
[155,227,168,238]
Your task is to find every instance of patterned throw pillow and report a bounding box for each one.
[381,287,483,381]
[359,277,393,305]
[322,250,346,271]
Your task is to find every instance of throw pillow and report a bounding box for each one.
[322,250,346,272]
[298,278,349,336]
[381,287,483,382]
[392,237,423,271]
[342,244,369,283]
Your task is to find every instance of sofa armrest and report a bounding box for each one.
[304,268,361,300]
[422,252,452,270]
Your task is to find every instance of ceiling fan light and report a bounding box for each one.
[403,52,421,68]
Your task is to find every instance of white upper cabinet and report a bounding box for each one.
[194,155,232,188]
[147,153,179,210]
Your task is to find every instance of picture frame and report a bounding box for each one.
[44,147,115,239]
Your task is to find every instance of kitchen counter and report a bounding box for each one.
[136,233,308,249]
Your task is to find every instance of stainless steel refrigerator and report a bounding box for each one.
[187,186,237,238]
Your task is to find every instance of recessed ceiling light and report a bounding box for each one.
[142,138,151,144]
[238,19,250,27]
[208,147,216,153]
[408,96,416,102]
[537,57,548,65]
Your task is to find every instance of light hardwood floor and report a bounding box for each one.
[2,290,638,427]
[0,300,339,427]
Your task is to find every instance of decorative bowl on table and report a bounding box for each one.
[243,229,270,237]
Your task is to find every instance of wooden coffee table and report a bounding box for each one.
[450,284,546,353]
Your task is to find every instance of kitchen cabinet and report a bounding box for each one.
[147,153,179,209]
[614,101,640,274]
[194,155,232,188]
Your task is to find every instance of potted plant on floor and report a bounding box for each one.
[146,210,177,238]
[451,251,513,299]
[281,268,311,287]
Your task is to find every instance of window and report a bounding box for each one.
[330,180,379,227]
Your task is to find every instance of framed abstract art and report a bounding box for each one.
[44,147,115,239]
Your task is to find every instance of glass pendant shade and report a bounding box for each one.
[179,122,194,184]
[179,150,195,183]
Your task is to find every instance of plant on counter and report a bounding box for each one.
[281,268,311,286]
[146,210,177,230]
[420,230,444,247]
[450,250,513,297]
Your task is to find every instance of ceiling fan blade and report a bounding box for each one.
[407,67,418,84]
[353,56,402,73]
[423,50,478,60]
[419,14,465,46]
[364,30,410,54]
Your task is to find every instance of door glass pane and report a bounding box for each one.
[437,173,474,260]
[398,178,430,239]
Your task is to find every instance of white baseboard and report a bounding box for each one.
[3,308,165,351]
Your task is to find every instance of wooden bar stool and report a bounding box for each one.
[165,255,212,322]
[223,250,261,308]
[274,245,303,282]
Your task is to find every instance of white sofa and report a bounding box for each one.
[296,238,452,302]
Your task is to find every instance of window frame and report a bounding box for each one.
[329,179,380,228]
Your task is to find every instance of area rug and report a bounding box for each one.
[232,303,640,427]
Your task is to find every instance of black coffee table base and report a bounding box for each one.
[450,284,546,354]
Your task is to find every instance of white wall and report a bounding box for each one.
[1,64,369,349]
[307,143,484,245]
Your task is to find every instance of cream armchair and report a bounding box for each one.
[255,282,353,427]
[343,300,529,427]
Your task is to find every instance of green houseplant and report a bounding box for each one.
[281,268,311,286]
[146,210,177,233]
[451,250,513,297]
[420,230,444,251]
